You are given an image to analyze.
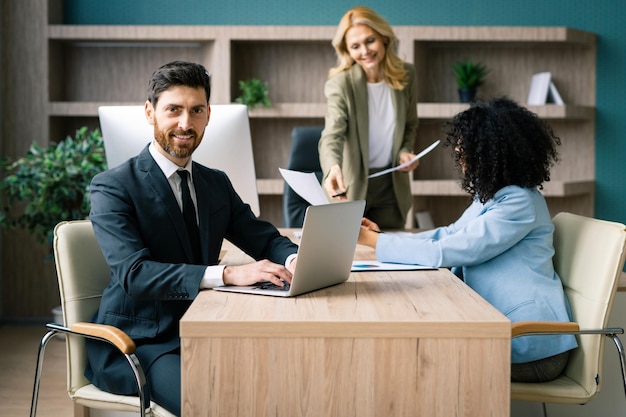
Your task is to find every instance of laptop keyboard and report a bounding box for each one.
[255,280,291,291]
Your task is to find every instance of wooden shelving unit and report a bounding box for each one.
[0,0,598,318]
[45,24,596,227]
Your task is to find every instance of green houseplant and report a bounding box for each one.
[235,78,272,109]
[0,126,107,246]
[452,60,489,103]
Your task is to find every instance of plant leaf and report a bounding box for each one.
[0,127,107,246]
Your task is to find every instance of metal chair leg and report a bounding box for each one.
[608,333,626,399]
[32,324,150,417]
[123,352,148,417]
[29,329,61,417]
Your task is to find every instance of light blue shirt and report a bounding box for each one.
[376,185,577,363]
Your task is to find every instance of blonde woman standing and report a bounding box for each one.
[319,6,419,229]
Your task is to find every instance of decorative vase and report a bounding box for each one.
[458,87,477,103]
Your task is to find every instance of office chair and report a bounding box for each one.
[511,212,626,417]
[30,220,175,417]
[282,126,324,228]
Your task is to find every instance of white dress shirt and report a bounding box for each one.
[149,141,296,289]
[149,142,224,288]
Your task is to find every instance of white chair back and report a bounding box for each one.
[53,220,110,397]
[553,212,626,398]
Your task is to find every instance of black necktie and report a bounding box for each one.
[177,170,202,264]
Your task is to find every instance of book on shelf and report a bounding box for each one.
[548,81,564,105]
[527,71,564,105]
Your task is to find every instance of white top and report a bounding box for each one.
[367,81,395,168]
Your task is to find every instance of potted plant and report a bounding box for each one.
[452,60,489,103]
[235,78,272,110]
[0,126,107,247]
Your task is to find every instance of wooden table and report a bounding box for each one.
[180,235,511,417]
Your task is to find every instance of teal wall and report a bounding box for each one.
[63,0,626,224]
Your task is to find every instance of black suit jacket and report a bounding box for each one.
[85,145,297,395]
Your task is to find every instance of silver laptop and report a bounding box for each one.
[214,200,365,297]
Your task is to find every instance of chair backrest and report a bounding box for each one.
[98,104,260,216]
[552,212,626,396]
[282,126,324,227]
[53,220,111,396]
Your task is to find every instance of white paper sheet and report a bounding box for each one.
[351,260,436,271]
[279,168,330,206]
[368,139,441,179]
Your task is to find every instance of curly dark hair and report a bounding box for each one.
[443,97,561,203]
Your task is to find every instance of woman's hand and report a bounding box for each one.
[361,217,380,232]
[324,164,348,200]
[222,260,293,287]
[397,151,420,172]
[358,217,381,248]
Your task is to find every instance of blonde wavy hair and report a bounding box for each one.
[329,6,407,90]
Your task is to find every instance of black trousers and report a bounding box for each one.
[511,350,571,382]
[365,167,406,229]
[147,350,181,416]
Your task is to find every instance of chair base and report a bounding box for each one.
[30,326,176,417]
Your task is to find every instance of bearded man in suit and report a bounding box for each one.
[86,61,298,415]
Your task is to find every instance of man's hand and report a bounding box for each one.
[287,256,297,275]
[222,260,293,287]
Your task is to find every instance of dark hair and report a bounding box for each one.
[444,97,560,203]
[147,61,211,106]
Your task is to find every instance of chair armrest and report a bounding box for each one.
[70,322,136,354]
[512,321,580,338]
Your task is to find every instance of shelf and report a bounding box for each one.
[411,180,464,196]
[49,25,594,45]
[49,101,143,116]
[540,180,595,196]
[249,103,326,118]
[43,24,596,227]
[395,26,595,45]
[417,104,594,120]
[50,101,327,117]
[257,179,284,195]
[48,25,336,41]
[49,25,222,41]
[50,101,595,121]
[409,180,594,197]
[256,179,594,198]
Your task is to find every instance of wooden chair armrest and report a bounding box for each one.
[512,321,580,338]
[71,322,136,354]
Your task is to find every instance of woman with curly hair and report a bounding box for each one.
[319,6,419,229]
[358,97,577,382]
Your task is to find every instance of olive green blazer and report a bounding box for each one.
[319,62,418,218]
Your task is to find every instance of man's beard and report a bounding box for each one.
[154,125,199,159]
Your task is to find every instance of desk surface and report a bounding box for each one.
[184,234,508,339]
[181,252,508,339]
[180,233,510,416]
